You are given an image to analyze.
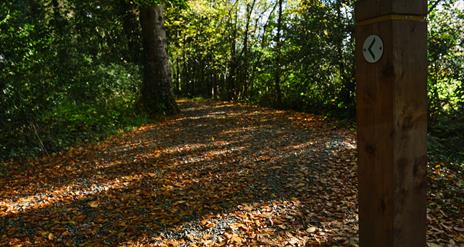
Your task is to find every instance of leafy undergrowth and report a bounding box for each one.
[0,100,463,246]
[0,103,148,163]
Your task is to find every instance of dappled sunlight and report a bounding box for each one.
[220,126,263,135]
[0,141,248,218]
[123,198,309,246]
[0,174,143,217]
[124,196,359,246]
[1,100,360,245]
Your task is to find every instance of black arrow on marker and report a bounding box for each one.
[368,37,376,61]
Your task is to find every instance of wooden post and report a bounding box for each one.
[355,0,427,246]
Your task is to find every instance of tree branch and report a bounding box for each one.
[428,0,443,14]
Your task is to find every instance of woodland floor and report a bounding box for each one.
[1,100,463,246]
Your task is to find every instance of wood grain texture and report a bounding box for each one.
[355,0,427,21]
[356,19,427,247]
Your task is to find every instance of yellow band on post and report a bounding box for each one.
[357,14,426,26]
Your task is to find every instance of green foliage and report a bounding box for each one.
[134,0,188,8]
[166,0,462,127]
[1,0,463,163]
[0,1,148,160]
[426,0,464,172]
[428,1,464,121]
[165,0,356,114]
[0,63,147,159]
[280,0,355,113]
[164,0,463,174]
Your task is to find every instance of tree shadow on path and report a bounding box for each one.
[1,100,358,246]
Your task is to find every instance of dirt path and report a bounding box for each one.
[0,101,462,246]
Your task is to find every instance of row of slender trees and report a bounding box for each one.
[165,0,357,112]
[164,0,463,116]
[1,0,463,160]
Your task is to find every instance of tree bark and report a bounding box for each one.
[274,0,284,107]
[239,0,257,99]
[139,5,179,116]
[226,2,239,100]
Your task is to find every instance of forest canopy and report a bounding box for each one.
[0,0,463,161]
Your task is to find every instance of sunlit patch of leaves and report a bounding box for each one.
[0,101,462,246]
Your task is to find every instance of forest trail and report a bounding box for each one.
[0,101,461,246]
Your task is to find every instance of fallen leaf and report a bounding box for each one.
[306,226,317,233]
[454,226,464,232]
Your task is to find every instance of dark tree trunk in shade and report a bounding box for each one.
[274,0,283,107]
[139,5,179,116]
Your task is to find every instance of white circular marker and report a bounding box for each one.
[362,35,383,63]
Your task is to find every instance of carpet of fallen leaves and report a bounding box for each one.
[1,100,463,246]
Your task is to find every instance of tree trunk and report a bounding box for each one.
[139,5,179,116]
[226,4,239,100]
[239,0,257,99]
[175,57,181,94]
[335,0,355,111]
[274,0,284,107]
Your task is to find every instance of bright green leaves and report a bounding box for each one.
[134,0,188,8]
[0,1,147,160]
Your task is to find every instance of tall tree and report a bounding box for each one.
[274,0,283,107]
[226,1,239,100]
[239,0,257,99]
[139,4,179,115]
